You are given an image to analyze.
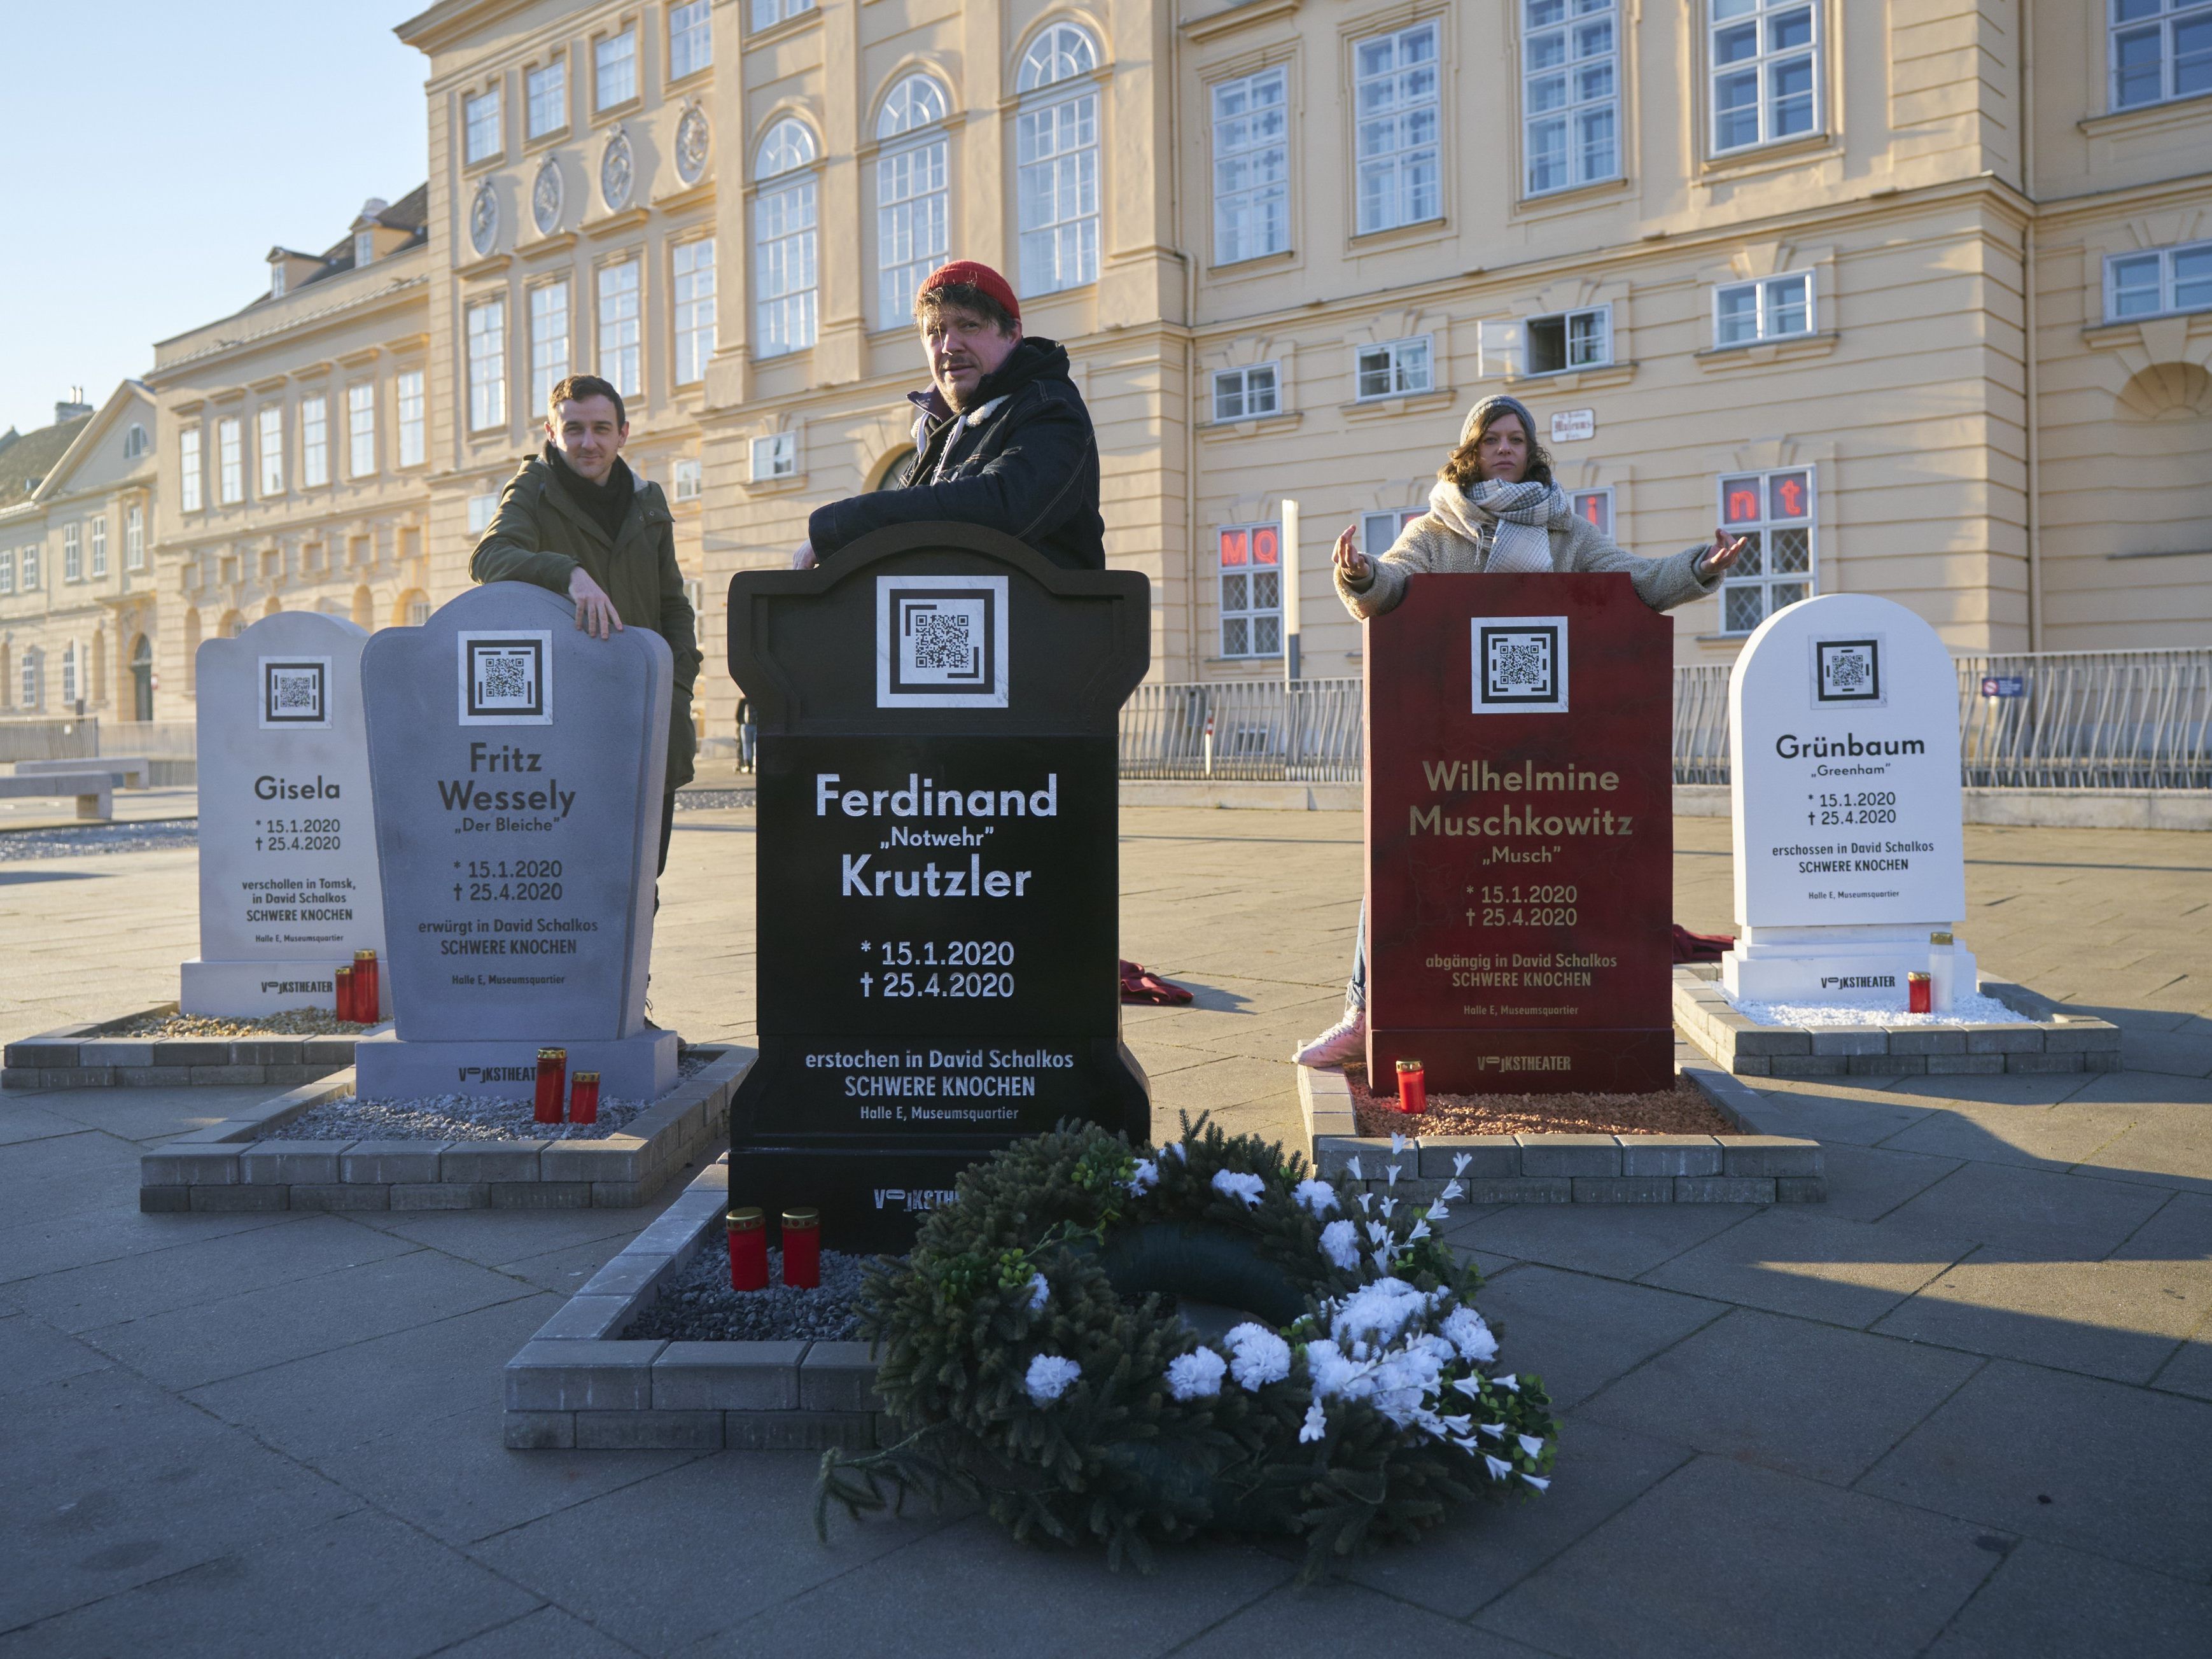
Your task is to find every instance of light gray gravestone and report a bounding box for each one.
[1723,592,1978,1008]
[181,612,387,1017]
[352,582,677,1101]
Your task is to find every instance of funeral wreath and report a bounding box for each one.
[815,1115,1557,1578]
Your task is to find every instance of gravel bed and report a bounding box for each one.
[106,1008,373,1039]
[277,1092,651,1141]
[626,1245,876,1342]
[1725,990,2026,1027]
[1347,1067,1737,1138]
[0,821,199,860]
[673,789,755,812]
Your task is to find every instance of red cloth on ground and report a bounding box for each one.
[1119,960,1194,1005]
[1672,924,1736,963]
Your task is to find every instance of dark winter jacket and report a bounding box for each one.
[806,337,1105,570]
[468,444,703,789]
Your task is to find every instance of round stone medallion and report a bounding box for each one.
[468,179,500,257]
[600,127,635,212]
[531,155,564,236]
[675,104,710,185]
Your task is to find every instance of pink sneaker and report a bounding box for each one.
[1294,1008,1366,1069]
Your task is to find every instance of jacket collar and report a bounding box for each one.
[535,446,655,549]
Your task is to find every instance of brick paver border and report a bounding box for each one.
[4,1004,373,1090]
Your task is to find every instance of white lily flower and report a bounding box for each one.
[1425,1203,1452,1224]
[1480,1422,1508,1439]
[1344,1156,1362,1181]
[1522,1474,1550,1491]
[1518,1434,1545,1459]
[1450,1376,1484,1399]
[1389,1131,1408,1156]
[1379,1196,1397,1219]
[1492,1373,1519,1392]
[1366,1219,1389,1244]
[1386,1163,1402,1187]
[1299,1400,1328,1443]
[1356,1191,1374,1214]
[1452,1153,1472,1176]
[1026,1272,1049,1311]
[1438,1180,1466,1205]
[1484,1454,1513,1481]
[1406,1219,1431,1243]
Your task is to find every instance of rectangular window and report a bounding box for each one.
[90,515,108,578]
[1355,336,1434,400]
[1212,67,1289,264]
[527,59,568,137]
[0,550,11,594]
[1211,364,1281,423]
[598,260,643,391]
[62,645,77,706]
[1571,487,1614,537]
[669,0,712,79]
[217,417,244,504]
[673,239,717,384]
[1717,466,1814,633]
[300,396,328,487]
[466,300,508,432]
[125,504,144,570]
[673,456,703,500]
[1016,90,1100,295]
[179,426,202,512]
[1525,0,1620,195]
[751,431,797,480]
[1526,305,1612,373]
[396,370,426,466]
[64,523,81,582]
[1711,0,1820,153]
[347,382,377,476]
[1714,271,1812,346]
[20,543,39,591]
[20,650,37,706]
[468,491,501,533]
[464,85,501,163]
[1217,521,1283,659]
[595,28,637,110]
[755,182,818,354]
[2105,240,2212,319]
[530,281,571,416]
[1361,505,1426,557]
[258,405,284,496]
[2111,0,2212,109]
[1354,21,1441,234]
[752,0,813,29]
[877,136,949,329]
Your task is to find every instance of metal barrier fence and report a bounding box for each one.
[1121,648,2212,790]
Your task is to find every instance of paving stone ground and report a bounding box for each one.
[1,805,2208,1655]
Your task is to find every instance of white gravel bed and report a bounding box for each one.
[625,1245,876,1342]
[1726,990,2028,1027]
[0,821,198,860]
[673,789,755,812]
[278,1092,650,1141]
[108,1008,371,1039]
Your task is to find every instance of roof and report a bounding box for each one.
[0,415,93,513]
[245,185,433,308]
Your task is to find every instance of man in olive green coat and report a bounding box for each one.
[468,373,703,874]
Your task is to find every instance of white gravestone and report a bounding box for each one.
[351,582,676,1102]
[1723,594,1978,1007]
[182,613,387,1017]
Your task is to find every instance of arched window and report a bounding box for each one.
[130,634,153,721]
[123,423,150,459]
[221,610,246,639]
[754,118,820,355]
[876,74,952,328]
[20,648,41,711]
[1014,24,1101,295]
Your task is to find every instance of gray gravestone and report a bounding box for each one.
[183,612,387,1016]
[352,582,676,1100]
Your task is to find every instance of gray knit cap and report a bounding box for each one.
[1458,393,1539,447]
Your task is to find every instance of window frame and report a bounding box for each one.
[598,258,644,393]
[1715,465,1816,635]
[1210,64,1291,266]
[64,522,82,582]
[1210,363,1282,423]
[673,237,717,384]
[179,426,203,512]
[1523,303,1614,374]
[595,25,639,113]
[347,381,378,477]
[90,515,107,578]
[751,430,798,480]
[466,298,508,433]
[526,57,568,140]
[750,0,815,31]
[1354,335,1436,401]
[1522,0,1623,198]
[875,74,952,330]
[673,456,704,500]
[299,396,329,489]
[753,119,820,356]
[1360,505,1426,558]
[1707,0,1823,157]
[396,368,426,468]
[1570,486,1614,538]
[19,543,38,591]
[529,279,573,417]
[2103,239,2212,321]
[669,0,713,82]
[463,84,503,165]
[1215,519,1284,660]
[125,503,144,571]
[1352,18,1442,237]
[1014,24,1104,298]
[0,549,12,595]
[1712,270,1814,347]
[2109,0,2212,111]
[216,416,245,505]
[257,404,285,496]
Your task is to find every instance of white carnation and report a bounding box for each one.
[1319,1219,1361,1271]
[1211,1168,1265,1208]
[1127,1158,1159,1194]
[1023,1353,1081,1406]
[1165,1347,1226,1401]
[1223,1322,1292,1390]
[1441,1306,1499,1364]
[1292,1179,1338,1217]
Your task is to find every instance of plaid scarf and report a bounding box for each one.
[1432,477,1571,575]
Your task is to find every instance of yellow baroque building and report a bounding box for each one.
[4,0,2207,739]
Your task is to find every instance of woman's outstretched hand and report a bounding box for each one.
[1697,528,1750,580]
[1333,524,1371,585]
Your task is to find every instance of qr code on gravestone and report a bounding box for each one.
[894,596,988,686]
[458,632,553,724]
[258,658,330,728]
[877,576,1008,708]
[1490,636,1550,694]
[1471,618,1568,714]
[909,608,976,673]
[1814,638,1882,704]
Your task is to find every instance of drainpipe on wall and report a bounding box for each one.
[2022,0,2043,651]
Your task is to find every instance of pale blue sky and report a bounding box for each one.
[2,2,430,439]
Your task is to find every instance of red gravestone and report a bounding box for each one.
[1364,573,1673,1095]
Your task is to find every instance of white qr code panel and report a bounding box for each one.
[258,657,332,729]
[876,575,1009,708]
[1812,636,1884,705]
[457,630,554,724]
[1470,615,1569,714]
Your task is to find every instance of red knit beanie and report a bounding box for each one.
[916,260,1020,323]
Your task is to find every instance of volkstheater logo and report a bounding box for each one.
[1813,637,1884,705]
[1478,1054,1572,1072]
[456,1065,538,1083]
[872,1187,961,1212]
[1820,974,1896,990]
[458,630,554,725]
[1471,616,1569,715]
[259,657,332,729]
[876,575,1009,710]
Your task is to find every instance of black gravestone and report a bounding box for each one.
[727,522,1151,1250]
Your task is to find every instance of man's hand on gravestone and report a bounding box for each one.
[568,568,624,640]
[1697,530,1750,581]
[790,542,817,570]
[1333,525,1371,585]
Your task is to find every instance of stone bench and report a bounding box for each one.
[14,756,152,789]
[0,772,111,820]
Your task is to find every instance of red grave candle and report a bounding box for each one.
[353,949,380,1022]
[533,1048,567,1124]
[727,1207,768,1291]
[781,1207,821,1289]
[568,1071,599,1125]
[335,965,357,1023]
[1396,1058,1428,1115]
[1908,972,1933,1015]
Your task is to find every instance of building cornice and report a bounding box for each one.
[394,0,544,59]
[147,273,431,385]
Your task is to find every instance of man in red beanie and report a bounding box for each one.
[795,260,1105,570]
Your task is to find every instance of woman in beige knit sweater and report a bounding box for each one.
[1296,393,1747,1069]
